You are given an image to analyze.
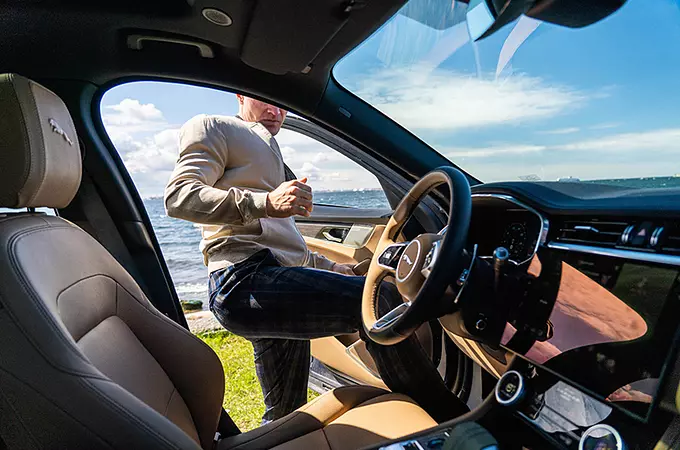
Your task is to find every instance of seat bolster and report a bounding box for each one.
[322,393,438,450]
[218,386,389,450]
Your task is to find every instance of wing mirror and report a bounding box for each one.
[466,0,627,41]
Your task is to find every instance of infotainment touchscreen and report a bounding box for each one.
[502,252,680,419]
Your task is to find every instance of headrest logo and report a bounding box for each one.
[48,118,73,147]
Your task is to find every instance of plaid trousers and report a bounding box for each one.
[209,250,466,424]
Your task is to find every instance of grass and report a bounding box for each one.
[196,330,320,432]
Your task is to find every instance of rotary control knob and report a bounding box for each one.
[495,370,525,406]
[579,424,625,450]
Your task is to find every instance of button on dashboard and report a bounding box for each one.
[495,370,525,406]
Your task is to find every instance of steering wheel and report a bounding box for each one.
[362,166,472,345]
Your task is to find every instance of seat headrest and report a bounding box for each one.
[0,73,81,209]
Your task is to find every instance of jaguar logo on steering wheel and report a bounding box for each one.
[402,253,414,266]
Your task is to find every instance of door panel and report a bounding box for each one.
[298,204,393,386]
[311,337,388,389]
[303,225,385,265]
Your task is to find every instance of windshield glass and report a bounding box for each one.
[334,0,680,188]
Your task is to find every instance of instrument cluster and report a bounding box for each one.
[467,195,544,264]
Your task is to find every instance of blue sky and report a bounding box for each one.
[101,0,680,196]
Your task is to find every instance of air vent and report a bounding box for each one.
[555,218,629,247]
[660,223,680,255]
[554,218,680,256]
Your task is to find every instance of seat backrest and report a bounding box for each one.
[0,74,225,450]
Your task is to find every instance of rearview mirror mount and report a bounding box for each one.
[466,0,627,41]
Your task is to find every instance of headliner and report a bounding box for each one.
[0,0,406,115]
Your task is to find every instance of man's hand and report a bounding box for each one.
[331,262,356,276]
[266,177,313,218]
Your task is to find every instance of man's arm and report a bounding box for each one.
[164,115,268,225]
[307,250,355,275]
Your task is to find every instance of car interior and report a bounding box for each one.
[1,0,680,449]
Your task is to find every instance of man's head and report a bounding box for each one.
[236,94,287,135]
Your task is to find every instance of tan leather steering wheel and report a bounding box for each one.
[362,167,472,345]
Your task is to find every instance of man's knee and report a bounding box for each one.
[210,295,256,337]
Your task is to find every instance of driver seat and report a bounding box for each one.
[0,74,437,450]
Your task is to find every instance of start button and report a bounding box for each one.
[495,370,525,406]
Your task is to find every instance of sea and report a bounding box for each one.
[145,176,680,309]
[145,189,390,308]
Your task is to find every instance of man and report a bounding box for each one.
[165,95,466,425]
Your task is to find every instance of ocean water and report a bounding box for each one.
[145,177,680,308]
[144,189,389,307]
[584,176,680,189]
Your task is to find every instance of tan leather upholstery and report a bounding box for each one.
[0,74,438,449]
[0,214,225,449]
[218,386,436,450]
[0,73,82,208]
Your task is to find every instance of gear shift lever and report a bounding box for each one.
[493,247,510,293]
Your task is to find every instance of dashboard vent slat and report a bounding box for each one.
[554,218,680,256]
[661,226,680,255]
[555,218,628,247]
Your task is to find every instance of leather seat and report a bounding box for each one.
[0,73,437,450]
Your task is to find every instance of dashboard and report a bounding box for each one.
[441,182,680,450]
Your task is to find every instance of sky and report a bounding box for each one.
[101,0,680,197]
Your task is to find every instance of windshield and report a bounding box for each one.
[334,0,680,188]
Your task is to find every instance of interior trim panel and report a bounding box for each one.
[547,241,680,266]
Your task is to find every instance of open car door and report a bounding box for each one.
[282,118,440,391]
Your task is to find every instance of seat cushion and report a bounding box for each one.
[219,386,437,450]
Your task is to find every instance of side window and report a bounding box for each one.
[275,127,389,209]
[99,81,390,308]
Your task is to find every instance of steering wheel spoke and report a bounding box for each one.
[376,242,409,273]
[372,301,412,332]
[420,239,442,279]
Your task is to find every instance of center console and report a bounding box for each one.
[368,358,672,450]
[377,422,498,450]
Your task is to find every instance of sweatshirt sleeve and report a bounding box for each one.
[305,250,337,271]
[164,115,269,225]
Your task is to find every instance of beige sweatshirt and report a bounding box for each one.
[164,114,335,273]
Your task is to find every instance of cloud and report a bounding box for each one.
[312,152,330,163]
[280,146,296,159]
[104,99,164,125]
[117,128,180,174]
[275,128,320,147]
[445,144,547,158]
[555,128,680,153]
[590,122,621,130]
[102,99,170,134]
[539,127,580,135]
[444,128,680,163]
[355,68,586,130]
[448,127,680,183]
[298,162,322,181]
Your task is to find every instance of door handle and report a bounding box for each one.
[352,259,370,276]
[322,231,343,243]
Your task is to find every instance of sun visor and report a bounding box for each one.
[240,0,350,75]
